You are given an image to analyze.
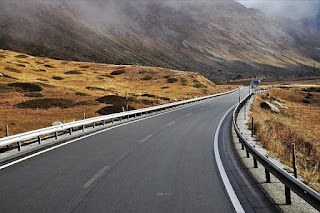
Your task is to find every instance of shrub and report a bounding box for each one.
[167,78,178,83]
[85,87,106,91]
[24,92,44,98]
[161,86,169,89]
[96,95,127,105]
[0,54,5,58]
[8,82,43,92]
[141,93,157,98]
[52,76,64,80]
[16,64,26,67]
[97,105,135,115]
[77,100,100,106]
[15,98,75,109]
[194,83,207,88]
[15,54,28,59]
[79,65,90,68]
[0,73,18,80]
[64,70,82,75]
[141,75,152,80]
[180,78,187,86]
[138,70,147,74]
[0,84,14,93]
[5,67,21,73]
[99,74,114,79]
[75,92,88,96]
[110,70,125,75]
[32,69,46,72]
[44,64,55,68]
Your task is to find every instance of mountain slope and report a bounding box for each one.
[0,0,319,82]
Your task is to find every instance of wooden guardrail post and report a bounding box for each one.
[292,143,297,178]
[5,125,9,137]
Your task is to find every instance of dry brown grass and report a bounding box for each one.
[0,49,236,137]
[251,88,320,192]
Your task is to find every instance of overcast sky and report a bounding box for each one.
[237,0,320,19]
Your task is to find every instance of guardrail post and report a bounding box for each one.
[103,120,105,126]
[55,132,58,139]
[82,125,85,132]
[93,122,95,128]
[251,117,254,137]
[83,113,86,120]
[246,148,250,158]
[17,142,21,151]
[6,125,9,137]
[265,168,271,183]
[285,186,291,204]
[112,118,114,123]
[38,136,41,145]
[253,158,258,168]
[292,143,297,178]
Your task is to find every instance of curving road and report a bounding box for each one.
[0,88,278,212]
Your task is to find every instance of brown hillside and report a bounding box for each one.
[0,49,235,136]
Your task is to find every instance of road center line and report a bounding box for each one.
[83,166,110,188]
[185,113,192,117]
[167,121,175,126]
[139,135,153,144]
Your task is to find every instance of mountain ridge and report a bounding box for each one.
[0,0,319,82]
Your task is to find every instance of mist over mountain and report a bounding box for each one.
[0,0,319,82]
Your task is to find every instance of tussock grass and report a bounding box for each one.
[24,92,44,98]
[110,70,125,75]
[15,98,76,109]
[76,100,99,106]
[52,76,64,80]
[64,70,82,75]
[8,82,43,92]
[167,77,178,83]
[5,67,21,73]
[251,88,320,192]
[0,84,14,93]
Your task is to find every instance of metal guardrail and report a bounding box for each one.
[233,91,320,211]
[0,88,240,152]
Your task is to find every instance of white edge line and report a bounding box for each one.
[83,166,110,188]
[214,105,245,213]
[0,102,194,170]
[139,135,153,144]
[167,121,175,126]
[185,113,192,117]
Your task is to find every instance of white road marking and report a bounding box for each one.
[185,113,192,117]
[167,121,175,126]
[139,135,153,144]
[83,166,110,188]
[214,105,245,213]
[156,192,171,196]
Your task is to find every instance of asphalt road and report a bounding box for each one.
[0,87,270,212]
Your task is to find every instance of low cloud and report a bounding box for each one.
[237,0,320,19]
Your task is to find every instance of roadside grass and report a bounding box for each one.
[250,88,320,192]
